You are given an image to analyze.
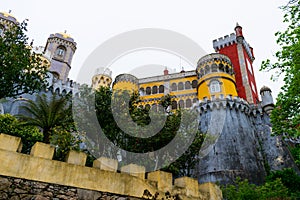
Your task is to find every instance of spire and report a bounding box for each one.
[234,22,244,42]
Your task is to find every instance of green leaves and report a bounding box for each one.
[0,20,48,99]
[260,0,300,138]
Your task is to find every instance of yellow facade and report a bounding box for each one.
[111,53,238,109]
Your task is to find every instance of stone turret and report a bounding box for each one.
[196,53,237,101]
[92,67,112,89]
[260,86,274,115]
[195,97,267,185]
[112,74,139,92]
[0,11,18,34]
[44,32,77,82]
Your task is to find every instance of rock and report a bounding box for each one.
[0,192,8,200]
[34,195,48,200]
[9,196,20,200]
[14,188,27,194]
[0,178,11,190]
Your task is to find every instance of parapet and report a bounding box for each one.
[213,33,236,51]
[198,95,264,117]
[0,133,222,200]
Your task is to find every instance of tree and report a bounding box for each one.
[17,94,73,143]
[0,114,43,154]
[0,20,48,99]
[261,0,300,137]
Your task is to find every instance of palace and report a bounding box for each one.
[1,11,298,185]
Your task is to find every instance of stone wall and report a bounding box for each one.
[0,175,140,200]
[0,134,222,200]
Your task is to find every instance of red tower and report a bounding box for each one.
[213,23,259,104]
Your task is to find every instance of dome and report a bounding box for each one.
[0,11,18,24]
[260,86,271,94]
[58,32,72,39]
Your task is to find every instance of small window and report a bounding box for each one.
[185,81,191,90]
[192,80,197,88]
[193,98,198,103]
[56,46,66,57]
[179,100,184,108]
[178,82,184,90]
[212,64,218,72]
[152,86,158,94]
[210,81,221,93]
[171,83,177,91]
[146,87,151,95]
[159,85,164,93]
[186,99,192,108]
[139,88,145,96]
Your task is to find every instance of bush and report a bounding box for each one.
[0,114,43,153]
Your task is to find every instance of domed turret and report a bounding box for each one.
[260,86,274,115]
[92,67,112,89]
[112,74,139,93]
[0,11,18,36]
[196,53,238,100]
[44,31,77,82]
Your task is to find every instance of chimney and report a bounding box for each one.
[164,67,169,75]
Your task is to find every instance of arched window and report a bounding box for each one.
[146,87,151,95]
[0,24,4,36]
[159,85,164,93]
[172,100,177,110]
[209,80,221,93]
[185,81,191,90]
[139,88,145,96]
[212,64,218,72]
[205,65,210,74]
[179,100,184,108]
[219,64,224,72]
[178,82,184,90]
[192,80,197,88]
[171,83,177,91]
[56,46,66,57]
[152,86,158,94]
[186,99,192,108]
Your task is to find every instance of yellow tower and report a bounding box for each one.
[196,53,238,100]
[92,67,112,89]
[112,74,139,93]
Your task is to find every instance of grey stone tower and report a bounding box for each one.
[44,32,77,82]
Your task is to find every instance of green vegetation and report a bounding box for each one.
[17,94,74,144]
[0,20,48,99]
[0,114,42,154]
[261,0,300,138]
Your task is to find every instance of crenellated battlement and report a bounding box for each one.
[46,72,80,96]
[0,134,222,200]
[213,33,236,51]
[198,95,264,116]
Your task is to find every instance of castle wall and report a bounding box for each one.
[0,134,223,200]
[196,98,266,184]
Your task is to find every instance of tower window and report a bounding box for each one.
[56,46,66,57]
[209,80,221,93]
[192,80,198,88]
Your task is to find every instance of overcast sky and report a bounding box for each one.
[2,0,288,99]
